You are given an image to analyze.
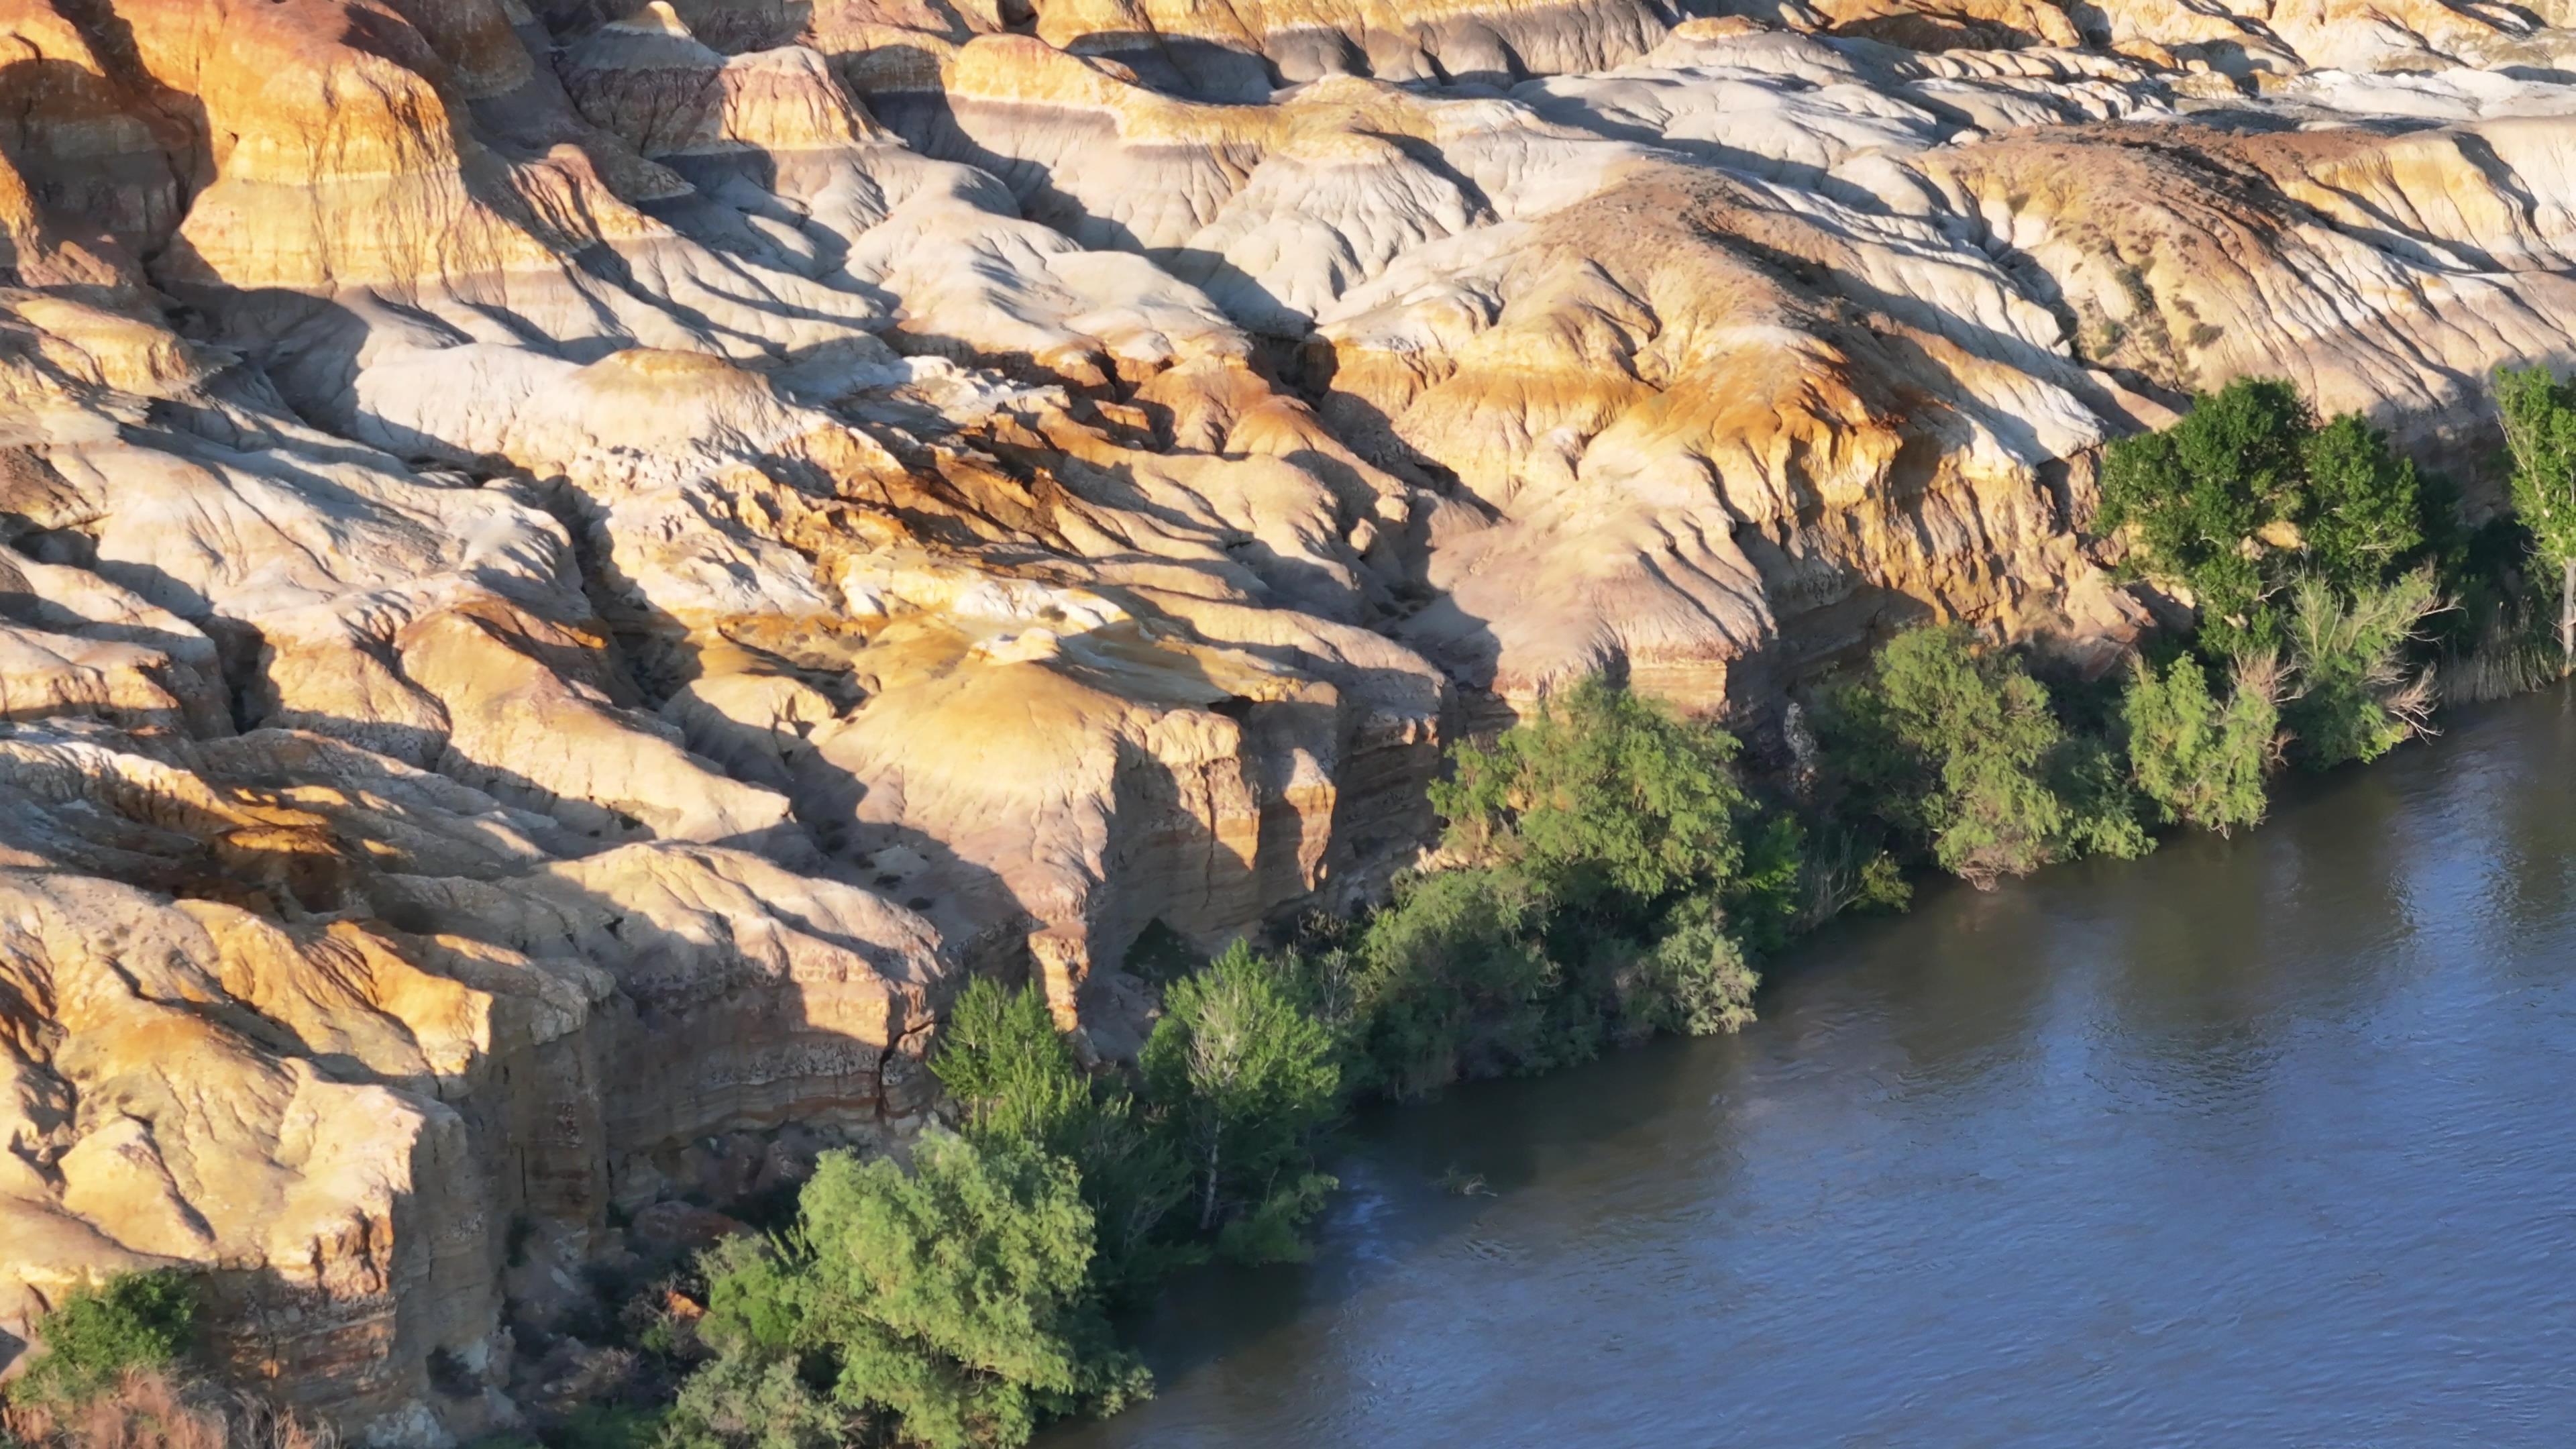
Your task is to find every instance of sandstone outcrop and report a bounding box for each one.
[2,0,2573,1438]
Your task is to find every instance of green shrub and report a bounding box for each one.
[1644,905,1758,1037]
[1052,1099,1197,1298]
[2300,412,2425,588]
[1794,826,1914,922]
[682,1135,1145,1449]
[661,1352,839,1449]
[1276,935,1363,1047]
[931,980,1091,1157]
[555,1405,665,1449]
[2412,469,2553,694]
[1208,1175,1336,1268]
[2282,569,2442,769]
[9,1271,197,1408]
[2049,736,2155,862]
[2122,654,2279,834]
[1853,852,1911,912]
[694,1234,808,1363]
[1140,943,1340,1260]
[1351,867,1561,1097]
[2496,363,2576,670]
[1823,625,2141,887]
[2098,378,2312,655]
[1402,677,1790,1063]
[1725,813,1809,955]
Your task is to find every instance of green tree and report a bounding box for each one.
[662,1354,839,1449]
[2098,378,2426,657]
[928,981,1190,1296]
[1346,678,1796,1102]
[1432,678,1753,923]
[1724,813,1809,956]
[1140,943,1340,1261]
[2098,377,2313,655]
[682,1135,1146,1449]
[559,1405,668,1449]
[2298,412,2424,589]
[932,981,1091,1155]
[2122,654,2279,834]
[2049,735,2155,861]
[2495,363,2576,672]
[2282,568,2442,769]
[8,1271,197,1408]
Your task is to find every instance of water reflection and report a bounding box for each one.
[2483,690,2576,939]
[1050,685,2576,1449]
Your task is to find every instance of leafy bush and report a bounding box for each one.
[2412,472,2553,700]
[2123,654,2279,834]
[9,1273,197,1409]
[2282,569,2442,769]
[1643,905,1758,1037]
[662,1352,837,1449]
[2048,737,2155,863]
[1350,868,1562,1097]
[1050,1103,1195,1298]
[1793,826,1913,923]
[1139,943,1340,1261]
[931,981,1091,1157]
[1389,678,1796,1079]
[2301,412,2426,588]
[2098,378,2312,655]
[1725,814,1809,955]
[681,1135,1146,1449]
[555,1405,663,1449]
[1822,625,2143,887]
[1432,678,1755,924]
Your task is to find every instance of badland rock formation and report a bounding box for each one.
[0,0,2570,1437]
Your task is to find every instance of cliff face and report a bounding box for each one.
[1,0,2571,1438]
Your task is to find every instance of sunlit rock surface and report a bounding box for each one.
[2,0,2573,1436]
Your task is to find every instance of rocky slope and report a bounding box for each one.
[0,0,2570,1438]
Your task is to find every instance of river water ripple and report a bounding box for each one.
[1051,685,2576,1449]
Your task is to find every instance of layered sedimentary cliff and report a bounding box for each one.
[1,0,2571,1438]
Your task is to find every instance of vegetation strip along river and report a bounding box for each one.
[1052,684,2576,1448]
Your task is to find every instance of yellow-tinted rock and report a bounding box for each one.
[4,0,2576,1436]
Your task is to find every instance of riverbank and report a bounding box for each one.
[614,566,2534,1449]
[1047,682,2576,1447]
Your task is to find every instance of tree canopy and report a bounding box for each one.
[7,1271,197,1409]
[1141,943,1340,1262]
[2098,377,2423,657]
[1432,677,1754,920]
[2496,363,2576,669]
[678,1135,1147,1449]
[2123,655,2278,834]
